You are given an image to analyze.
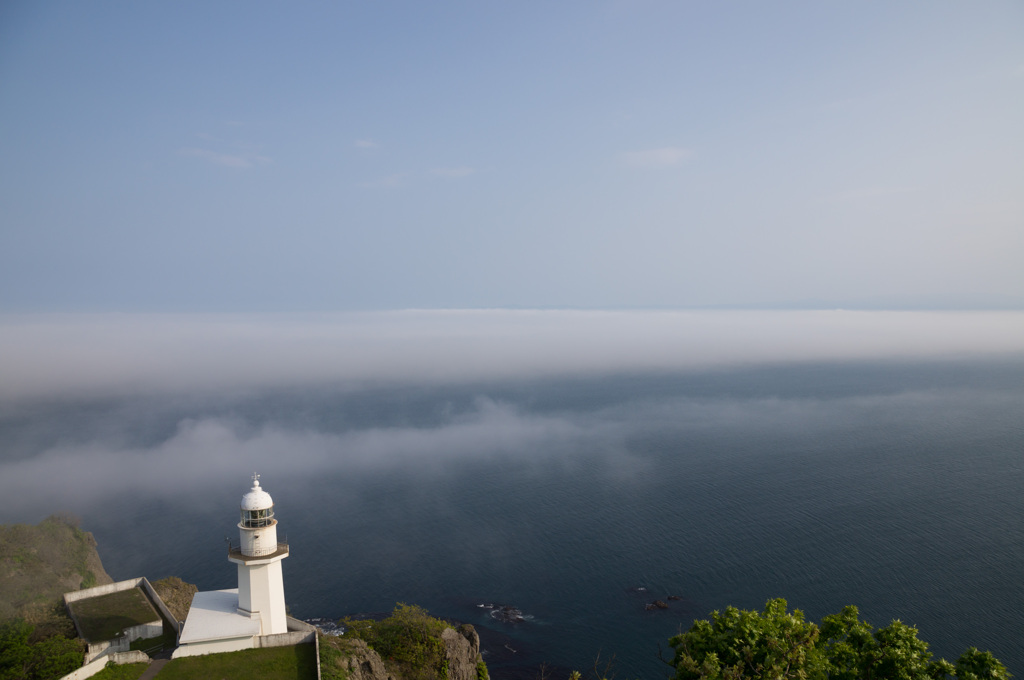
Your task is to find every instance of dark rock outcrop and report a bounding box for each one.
[442,624,483,680]
[329,637,396,680]
[320,622,488,680]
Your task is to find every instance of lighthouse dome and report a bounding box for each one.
[241,478,274,510]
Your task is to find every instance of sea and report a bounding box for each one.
[4,359,1023,679]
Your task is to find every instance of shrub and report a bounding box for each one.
[343,604,451,680]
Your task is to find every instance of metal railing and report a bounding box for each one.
[227,542,289,560]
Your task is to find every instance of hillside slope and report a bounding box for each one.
[0,515,113,635]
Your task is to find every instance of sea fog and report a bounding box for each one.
[2,310,1023,678]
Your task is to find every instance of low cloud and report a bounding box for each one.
[0,399,597,516]
[1,384,1013,518]
[622,146,692,168]
[1,310,1022,404]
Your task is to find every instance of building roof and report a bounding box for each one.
[178,589,260,644]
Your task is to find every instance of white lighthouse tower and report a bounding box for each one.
[174,475,310,658]
[228,474,289,635]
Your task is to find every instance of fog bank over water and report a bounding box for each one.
[2,379,1021,520]
[0,399,596,516]
[2,310,1023,402]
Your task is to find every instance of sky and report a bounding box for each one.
[1,1,1022,312]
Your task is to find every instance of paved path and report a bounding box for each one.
[138,658,169,680]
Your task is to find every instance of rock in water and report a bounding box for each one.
[479,603,527,623]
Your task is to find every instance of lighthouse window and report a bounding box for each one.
[241,507,274,527]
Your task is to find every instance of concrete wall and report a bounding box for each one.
[171,616,315,660]
[123,621,162,642]
[138,576,184,641]
[171,634,254,658]
[58,654,112,680]
[314,632,322,680]
[58,650,151,680]
[254,618,316,648]
[84,636,129,664]
[255,630,315,648]
[64,578,140,603]
[287,616,318,632]
[286,617,321,680]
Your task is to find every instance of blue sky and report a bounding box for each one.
[1,1,1022,311]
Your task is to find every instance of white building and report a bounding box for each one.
[173,475,298,658]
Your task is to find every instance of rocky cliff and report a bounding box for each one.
[320,605,488,680]
[441,625,485,680]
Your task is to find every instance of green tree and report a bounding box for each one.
[675,601,1009,680]
[870,620,933,680]
[30,636,82,680]
[819,605,876,680]
[669,599,825,680]
[820,606,935,680]
[0,620,33,680]
[928,659,957,680]
[953,648,1009,680]
[0,620,83,680]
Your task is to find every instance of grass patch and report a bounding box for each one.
[157,644,317,679]
[319,634,359,680]
[69,587,159,642]
[151,576,198,622]
[89,662,150,680]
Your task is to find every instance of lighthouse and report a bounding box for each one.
[174,474,311,658]
[228,474,289,635]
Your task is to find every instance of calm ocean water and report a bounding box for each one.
[11,360,1023,678]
